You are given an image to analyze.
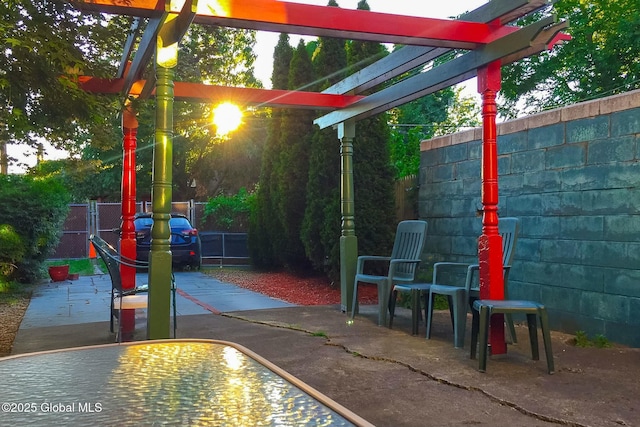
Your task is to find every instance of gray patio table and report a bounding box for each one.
[0,339,373,426]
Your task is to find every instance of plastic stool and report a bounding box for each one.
[470,300,554,374]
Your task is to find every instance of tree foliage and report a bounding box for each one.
[250,34,294,268]
[0,175,70,283]
[500,0,640,117]
[1,1,122,156]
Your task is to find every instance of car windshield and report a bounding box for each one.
[169,217,192,229]
[135,216,193,230]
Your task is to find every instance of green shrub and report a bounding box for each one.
[203,188,253,232]
[0,224,26,279]
[0,175,70,283]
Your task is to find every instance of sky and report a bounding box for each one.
[9,0,488,173]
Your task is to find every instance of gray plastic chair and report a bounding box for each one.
[426,217,520,348]
[89,235,177,342]
[350,220,428,327]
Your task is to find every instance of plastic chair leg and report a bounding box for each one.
[478,305,490,373]
[410,289,421,335]
[539,309,555,374]
[505,313,517,344]
[452,290,467,348]
[377,281,391,327]
[350,280,359,320]
[425,293,435,339]
[388,290,398,329]
[526,313,540,360]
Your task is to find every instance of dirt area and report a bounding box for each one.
[0,295,30,357]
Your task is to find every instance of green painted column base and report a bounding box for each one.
[147,250,172,339]
[340,235,358,314]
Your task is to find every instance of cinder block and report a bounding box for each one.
[540,191,582,215]
[455,159,480,180]
[604,215,640,242]
[513,238,541,262]
[599,90,640,115]
[561,99,600,121]
[432,164,454,182]
[525,109,562,129]
[580,291,629,323]
[566,116,609,143]
[560,264,604,292]
[540,239,580,264]
[560,216,604,240]
[497,131,527,154]
[498,174,524,195]
[420,149,441,166]
[420,135,451,151]
[443,143,468,163]
[604,162,640,188]
[587,136,636,164]
[468,140,482,159]
[498,116,528,135]
[529,123,565,149]
[521,216,561,238]
[451,129,476,145]
[505,194,543,215]
[581,188,640,215]
[605,320,640,347]
[462,178,481,196]
[451,198,480,217]
[561,165,603,191]
[507,280,541,301]
[523,170,562,193]
[582,241,627,269]
[546,143,587,170]
[603,268,640,298]
[540,284,581,312]
[512,150,545,173]
[611,107,640,137]
[497,155,511,175]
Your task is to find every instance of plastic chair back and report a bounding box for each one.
[390,220,428,281]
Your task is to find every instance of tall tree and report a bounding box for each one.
[0,1,123,172]
[250,34,294,268]
[302,0,348,280]
[347,0,396,258]
[275,39,317,270]
[500,0,640,117]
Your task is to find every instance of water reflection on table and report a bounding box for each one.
[0,339,372,426]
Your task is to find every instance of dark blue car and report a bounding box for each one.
[134,213,202,270]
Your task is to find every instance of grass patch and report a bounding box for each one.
[311,331,328,338]
[574,330,612,348]
[46,259,96,276]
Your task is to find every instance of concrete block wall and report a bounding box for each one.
[419,89,640,347]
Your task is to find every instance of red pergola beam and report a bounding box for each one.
[75,0,519,49]
[78,76,364,109]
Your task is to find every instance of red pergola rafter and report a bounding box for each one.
[78,0,520,49]
[78,76,365,109]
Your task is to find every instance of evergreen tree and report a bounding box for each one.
[302,0,348,280]
[347,0,396,257]
[249,34,293,267]
[274,39,317,270]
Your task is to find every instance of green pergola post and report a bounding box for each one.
[338,121,358,314]
[147,41,176,340]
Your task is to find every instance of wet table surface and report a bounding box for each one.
[0,339,372,426]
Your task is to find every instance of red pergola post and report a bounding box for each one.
[477,60,506,355]
[120,105,138,340]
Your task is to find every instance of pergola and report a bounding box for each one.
[74,0,568,352]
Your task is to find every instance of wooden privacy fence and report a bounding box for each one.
[395,174,418,221]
